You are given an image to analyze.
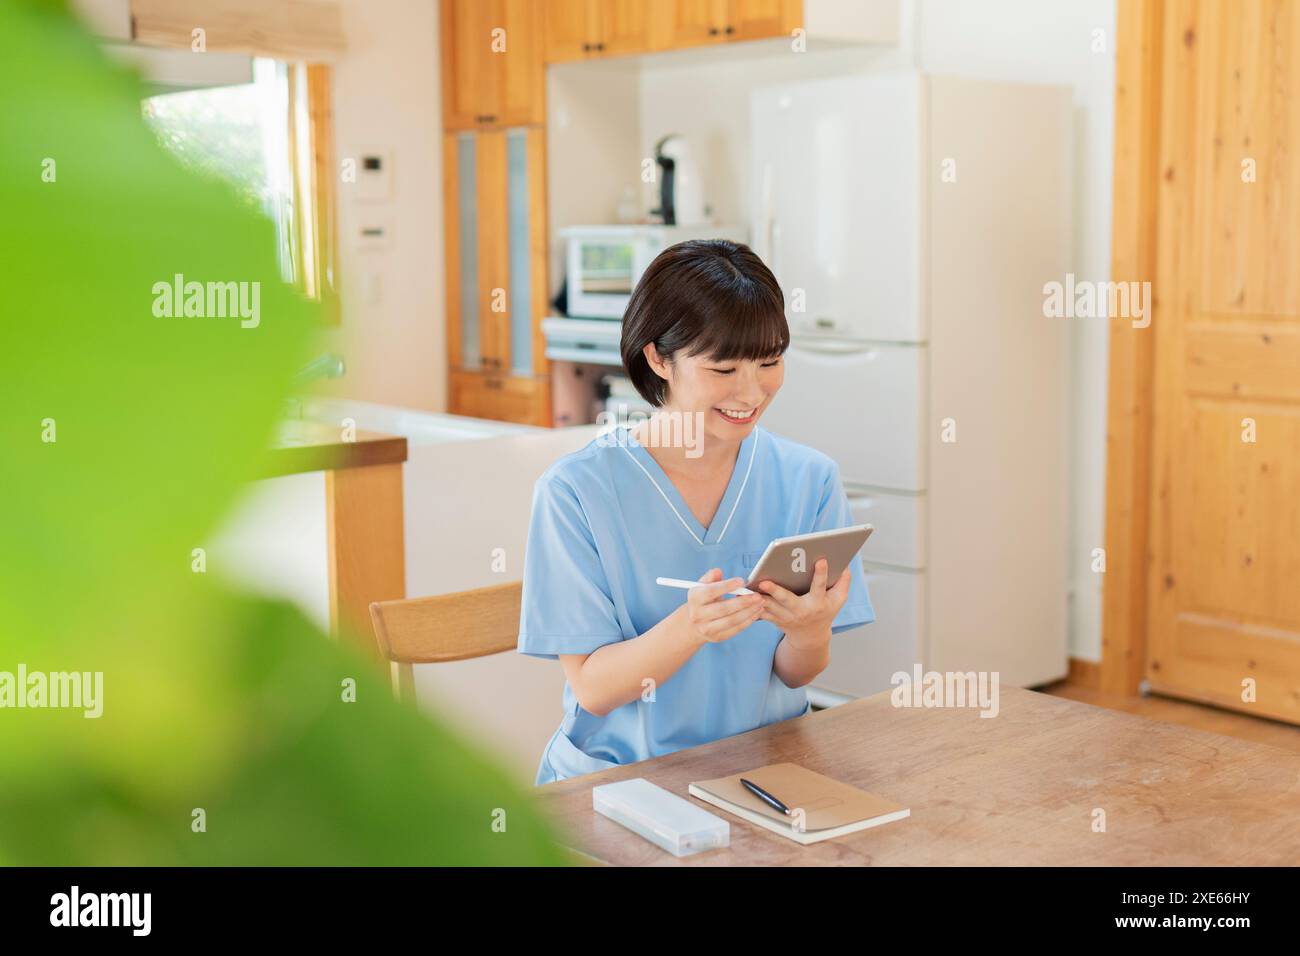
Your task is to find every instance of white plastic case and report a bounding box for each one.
[592,778,730,857]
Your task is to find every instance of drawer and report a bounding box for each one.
[848,490,926,570]
[816,568,925,699]
[762,338,927,492]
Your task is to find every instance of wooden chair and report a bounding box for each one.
[368,581,522,701]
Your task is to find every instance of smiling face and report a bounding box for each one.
[643,343,784,445]
[620,239,791,440]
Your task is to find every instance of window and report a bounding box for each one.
[142,58,339,320]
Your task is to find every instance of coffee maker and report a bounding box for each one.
[650,133,707,226]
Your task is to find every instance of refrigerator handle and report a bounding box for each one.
[759,160,769,265]
[770,220,781,283]
[788,339,880,356]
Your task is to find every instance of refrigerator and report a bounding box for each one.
[750,71,1073,698]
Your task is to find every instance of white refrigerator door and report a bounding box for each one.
[760,337,927,493]
[751,72,925,343]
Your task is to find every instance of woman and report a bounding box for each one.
[518,238,875,785]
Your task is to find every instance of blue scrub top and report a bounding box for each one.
[517,422,875,786]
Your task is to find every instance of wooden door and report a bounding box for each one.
[1136,0,1300,723]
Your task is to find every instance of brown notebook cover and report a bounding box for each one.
[688,762,909,845]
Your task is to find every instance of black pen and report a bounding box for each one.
[740,777,790,815]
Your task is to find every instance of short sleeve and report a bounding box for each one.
[517,473,625,660]
[812,461,876,634]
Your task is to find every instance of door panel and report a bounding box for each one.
[1146,0,1300,723]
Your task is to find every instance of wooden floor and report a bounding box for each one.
[1040,680,1300,754]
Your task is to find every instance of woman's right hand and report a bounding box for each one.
[680,567,765,646]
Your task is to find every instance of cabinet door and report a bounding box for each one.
[445,132,484,370]
[496,0,546,126]
[504,127,548,377]
[726,0,799,41]
[442,0,543,129]
[545,0,600,63]
[445,128,547,380]
[599,0,654,57]
[441,0,500,129]
[665,0,728,48]
[475,129,510,372]
[443,129,507,372]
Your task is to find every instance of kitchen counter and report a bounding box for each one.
[262,419,408,479]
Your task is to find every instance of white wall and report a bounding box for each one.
[318,0,447,413]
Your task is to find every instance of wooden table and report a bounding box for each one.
[261,420,407,663]
[535,687,1300,865]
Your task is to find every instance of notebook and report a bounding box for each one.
[687,762,909,845]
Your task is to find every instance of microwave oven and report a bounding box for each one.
[560,224,748,320]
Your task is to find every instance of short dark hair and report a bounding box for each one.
[619,238,789,407]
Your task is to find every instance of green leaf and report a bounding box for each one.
[0,0,570,865]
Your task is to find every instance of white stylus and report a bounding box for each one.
[656,576,756,597]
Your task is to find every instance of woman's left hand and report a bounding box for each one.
[755,557,851,649]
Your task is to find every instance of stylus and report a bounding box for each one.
[655,576,756,597]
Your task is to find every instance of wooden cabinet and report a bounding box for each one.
[727,0,800,41]
[449,369,551,426]
[662,0,800,49]
[544,0,657,63]
[441,0,545,130]
[663,0,728,47]
[603,0,660,55]
[544,0,600,61]
[443,126,551,425]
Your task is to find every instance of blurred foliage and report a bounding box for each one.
[0,0,571,865]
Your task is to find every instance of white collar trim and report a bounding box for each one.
[619,428,760,546]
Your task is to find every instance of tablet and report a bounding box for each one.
[745,524,874,597]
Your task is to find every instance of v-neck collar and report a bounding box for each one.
[618,422,761,547]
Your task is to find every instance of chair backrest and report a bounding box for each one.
[368,580,522,701]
